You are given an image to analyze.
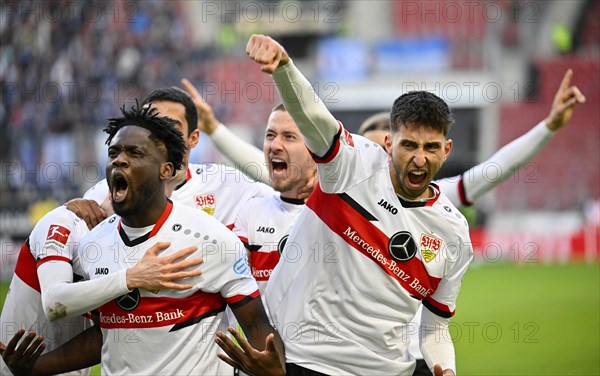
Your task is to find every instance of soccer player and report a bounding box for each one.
[231,103,316,295]
[0,188,201,375]
[26,102,285,375]
[217,34,473,376]
[357,70,585,376]
[68,88,274,231]
[180,78,315,199]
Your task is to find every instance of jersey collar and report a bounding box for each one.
[397,183,441,208]
[118,199,174,246]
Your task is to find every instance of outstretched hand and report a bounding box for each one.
[215,326,285,376]
[246,34,290,74]
[180,78,220,135]
[545,69,585,131]
[0,329,45,376]
[126,242,203,291]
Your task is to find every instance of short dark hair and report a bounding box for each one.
[104,101,186,172]
[271,103,287,113]
[390,91,454,137]
[141,88,198,136]
[358,112,390,135]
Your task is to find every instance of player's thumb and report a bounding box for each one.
[265,333,277,352]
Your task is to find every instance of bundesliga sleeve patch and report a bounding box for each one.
[46,225,71,246]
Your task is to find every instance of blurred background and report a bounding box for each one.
[0,1,598,374]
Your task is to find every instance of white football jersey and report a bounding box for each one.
[435,176,472,207]
[233,195,305,294]
[0,206,90,376]
[87,163,274,229]
[74,201,259,375]
[265,128,473,375]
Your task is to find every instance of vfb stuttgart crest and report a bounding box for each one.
[420,233,443,263]
[194,193,216,216]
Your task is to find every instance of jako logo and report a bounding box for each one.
[95,267,109,275]
[256,226,275,234]
[377,199,398,215]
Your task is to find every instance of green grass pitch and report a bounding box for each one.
[1,263,598,375]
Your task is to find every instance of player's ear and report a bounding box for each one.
[444,139,453,160]
[384,133,392,155]
[187,129,200,149]
[159,162,174,181]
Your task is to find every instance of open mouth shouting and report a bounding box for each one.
[270,157,289,179]
[110,172,129,204]
[406,170,427,189]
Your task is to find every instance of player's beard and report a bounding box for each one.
[112,182,161,220]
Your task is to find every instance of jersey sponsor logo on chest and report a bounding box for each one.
[342,226,433,298]
[194,193,216,215]
[100,309,185,325]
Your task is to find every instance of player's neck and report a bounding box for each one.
[121,196,169,228]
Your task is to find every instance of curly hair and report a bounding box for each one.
[104,101,186,173]
[390,91,454,137]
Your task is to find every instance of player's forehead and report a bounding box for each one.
[266,110,299,135]
[110,126,153,148]
[148,100,188,136]
[395,122,445,143]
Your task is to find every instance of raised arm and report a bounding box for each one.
[40,242,202,321]
[246,34,339,158]
[180,79,269,184]
[439,69,586,206]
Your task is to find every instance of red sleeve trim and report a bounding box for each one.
[309,122,343,164]
[37,255,72,268]
[458,176,473,206]
[238,236,249,244]
[225,289,260,305]
[226,223,234,230]
[423,297,455,318]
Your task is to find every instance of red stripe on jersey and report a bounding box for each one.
[238,236,249,244]
[226,223,234,230]
[249,251,280,282]
[97,289,226,329]
[186,168,192,182]
[37,256,71,267]
[14,242,40,292]
[310,122,344,164]
[225,289,260,305]
[424,296,455,317]
[150,201,173,237]
[306,185,441,299]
